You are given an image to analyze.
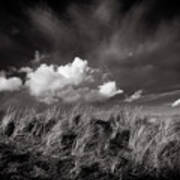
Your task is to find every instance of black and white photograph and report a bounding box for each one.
[0,0,180,179]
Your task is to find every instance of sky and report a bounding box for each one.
[0,0,180,104]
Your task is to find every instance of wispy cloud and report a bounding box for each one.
[125,90,143,102]
[172,98,180,107]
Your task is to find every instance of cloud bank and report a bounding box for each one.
[24,57,123,103]
[0,57,123,104]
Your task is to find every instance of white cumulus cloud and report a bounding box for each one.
[98,81,123,97]
[25,57,124,103]
[26,57,93,96]
[0,76,22,92]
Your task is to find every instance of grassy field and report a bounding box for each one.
[0,104,180,180]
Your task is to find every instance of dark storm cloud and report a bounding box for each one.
[1,0,180,94]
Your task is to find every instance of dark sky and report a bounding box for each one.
[1,0,180,93]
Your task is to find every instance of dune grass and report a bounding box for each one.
[0,104,179,180]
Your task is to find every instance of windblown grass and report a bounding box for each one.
[0,104,179,180]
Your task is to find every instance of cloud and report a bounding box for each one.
[26,57,93,96]
[26,2,180,95]
[0,56,124,104]
[172,99,180,107]
[2,0,178,99]
[98,81,124,97]
[125,89,143,102]
[0,0,179,96]
[19,67,33,73]
[0,76,22,92]
[25,57,122,103]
